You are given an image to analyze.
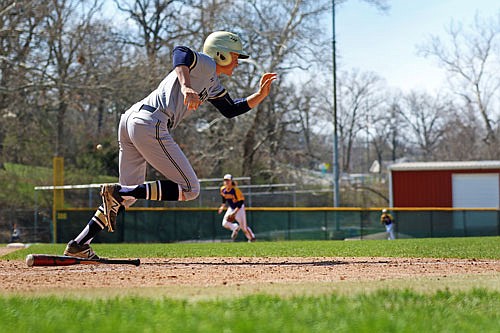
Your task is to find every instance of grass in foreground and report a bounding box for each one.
[0,289,498,333]
[2,237,500,260]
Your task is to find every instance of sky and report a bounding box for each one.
[334,0,500,92]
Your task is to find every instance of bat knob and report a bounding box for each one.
[26,254,34,267]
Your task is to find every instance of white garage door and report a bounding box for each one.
[452,173,499,208]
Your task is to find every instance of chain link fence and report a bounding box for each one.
[52,207,500,244]
[0,209,52,243]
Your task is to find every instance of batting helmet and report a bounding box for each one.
[203,31,249,66]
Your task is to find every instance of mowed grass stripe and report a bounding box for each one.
[2,237,500,260]
[0,289,499,333]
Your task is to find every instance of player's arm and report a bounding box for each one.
[209,91,251,118]
[209,73,278,118]
[218,187,227,214]
[173,46,201,110]
[218,203,226,214]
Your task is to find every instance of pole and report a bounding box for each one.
[53,156,64,243]
[332,1,340,207]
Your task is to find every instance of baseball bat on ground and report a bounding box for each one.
[26,254,140,267]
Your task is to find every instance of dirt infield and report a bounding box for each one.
[1,256,499,298]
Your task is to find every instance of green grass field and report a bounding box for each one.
[1,290,498,333]
[4,236,500,260]
[1,237,499,333]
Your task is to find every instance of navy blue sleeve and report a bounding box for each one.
[172,46,195,69]
[209,91,251,118]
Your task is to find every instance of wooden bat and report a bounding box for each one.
[26,254,140,267]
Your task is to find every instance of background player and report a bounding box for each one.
[218,174,255,242]
[64,31,276,258]
[380,209,395,240]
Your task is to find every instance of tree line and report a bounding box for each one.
[1,0,499,186]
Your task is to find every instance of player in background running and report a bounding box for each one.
[218,174,255,242]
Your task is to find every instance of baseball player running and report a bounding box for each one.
[380,209,396,240]
[64,31,276,258]
[218,174,255,242]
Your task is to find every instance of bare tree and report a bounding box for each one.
[434,109,483,161]
[396,91,450,161]
[336,69,384,172]
[419,13,500,157]
[370,92,410,168]
[226,0,331,180]
[113,0,184,85]
[0,1,51,163]
[29,0,105,157]
[113,0,234,83]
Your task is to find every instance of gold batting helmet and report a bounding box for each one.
[203,31,249,66]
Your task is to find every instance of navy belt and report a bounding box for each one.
[139,104,173,129]
[139,104,156,112]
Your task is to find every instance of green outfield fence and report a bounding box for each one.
[52,207,500,243]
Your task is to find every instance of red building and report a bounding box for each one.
[388,161,500,208]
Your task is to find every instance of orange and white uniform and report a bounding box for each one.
[219,174,255,242]
[220,184,246,222]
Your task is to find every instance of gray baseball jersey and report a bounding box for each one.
[136,51,225,129]
[67,34,257,252]
[118,51,225,203]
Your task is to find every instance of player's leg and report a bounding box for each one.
[387,223,395,240]
[385,224,392,240]
[235,206,255,241]
[64,112,146,257]
[246,226,256,242]
[222,207,240,240]
[101,114,200,231]
[132,117,200,201]
[104,114,200,201]
[101,113,190,224]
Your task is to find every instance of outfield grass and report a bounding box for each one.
[3,236,500,260]
[0,289,498,333]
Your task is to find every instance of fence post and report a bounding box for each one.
[324,210,328,240]
[88,188,93,208]
[52,156,64,243]
[33,190,38,242]
[360,210,363,240]
[248,186,252,207]
[287,210,291,240]
[293,184,296,207]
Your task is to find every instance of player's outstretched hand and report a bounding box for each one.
[245,73,278,109]
[258,73,277,98]
[181,85,202,110]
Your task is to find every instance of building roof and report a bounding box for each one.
[388,160,500,171]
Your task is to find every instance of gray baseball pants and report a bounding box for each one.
[118,107,200,207]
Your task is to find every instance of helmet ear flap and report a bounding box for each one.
[215,51,232,66]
